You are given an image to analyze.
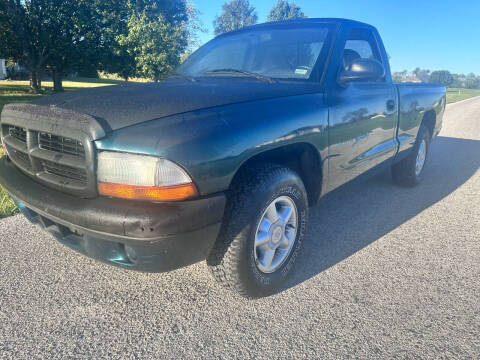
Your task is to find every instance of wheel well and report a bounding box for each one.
[421,110,436,139]
[231,143,322,206]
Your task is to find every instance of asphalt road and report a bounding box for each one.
[1,97,479,359]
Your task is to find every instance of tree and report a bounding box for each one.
[0,0,200,89]
[429,70,454,87]
[0,0,107,92]
[117,10,188,81]
[0,0,51,92]
[413,68,430,82]
[95,0,138,81]
[267,0,306,21]
[465,73,480,89]
[102,0,199,81]
[451,73,465,88]
[213,0,258,36]
[43,0,107,91]
[392,70,408,82]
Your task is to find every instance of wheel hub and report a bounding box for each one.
[254,196,298,274]
[270,225,284,246]
[415,139,427,176]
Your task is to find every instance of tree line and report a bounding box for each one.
[393,68,480,89]
[0,0,201,92]
[0,0,306,93]
[3,0,476,93]
[214,0,305,35]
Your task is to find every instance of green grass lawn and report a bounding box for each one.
[446,88,480,104]
[0,147,18,218]
[0,78,124,114]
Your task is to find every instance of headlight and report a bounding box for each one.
[97,152,197,201]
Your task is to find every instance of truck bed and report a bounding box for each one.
[395,82,446,156]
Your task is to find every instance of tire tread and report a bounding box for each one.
[207,164,305,298]
[392,125,431,187]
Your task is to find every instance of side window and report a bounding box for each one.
[342,28,383,75]
[345,40,375,60]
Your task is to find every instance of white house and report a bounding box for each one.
[0,59,6,79]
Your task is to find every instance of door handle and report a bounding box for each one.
[387,100,396,112]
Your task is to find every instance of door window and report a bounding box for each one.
[342,28,383,77]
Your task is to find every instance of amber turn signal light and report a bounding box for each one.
[98,182,198,201]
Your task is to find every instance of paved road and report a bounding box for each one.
[1,98,479,359]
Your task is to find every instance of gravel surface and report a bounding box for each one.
[1,97,479,359]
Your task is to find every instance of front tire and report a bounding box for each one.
[392,125,431,187]
[207,164,308,298]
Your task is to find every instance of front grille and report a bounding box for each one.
[8,126,27,143]
[2,122,94,196]
[9,148,31,171]
[1,104,101,197]
[41,159,87,183]
[39,133,85,158]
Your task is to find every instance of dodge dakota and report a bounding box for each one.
[0,18,446,298]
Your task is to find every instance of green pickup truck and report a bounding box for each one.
[0,18,445,298]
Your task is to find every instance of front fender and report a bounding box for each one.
[96,93,329,196]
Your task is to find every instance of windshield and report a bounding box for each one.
[177,25,332,81]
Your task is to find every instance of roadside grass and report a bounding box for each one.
[0,84,42,114]
[0,147,18,218]
[0,77,124,217]
[98,72,151,83]
[0,78,123,113]
[446,88,480,104]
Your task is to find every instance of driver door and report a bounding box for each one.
[327,27,398,191]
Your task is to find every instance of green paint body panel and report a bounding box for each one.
[95,93,330,196]
[95,19,446,199]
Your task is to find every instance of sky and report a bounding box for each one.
[192,0,480,74]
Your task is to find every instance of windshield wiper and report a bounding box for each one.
[169,72,198,82]
[203,69,276,83]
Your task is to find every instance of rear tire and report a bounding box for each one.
[392,125,431,187]
[207,164,308,298]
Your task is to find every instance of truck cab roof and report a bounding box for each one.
[222,18,377,34]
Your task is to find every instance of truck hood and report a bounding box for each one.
[32,79,321,132]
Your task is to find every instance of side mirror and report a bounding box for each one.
[338,58,386,86]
